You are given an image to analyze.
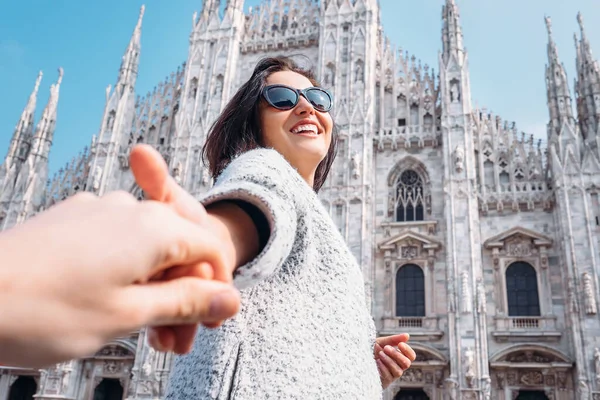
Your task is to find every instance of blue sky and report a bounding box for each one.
[0,0,599,176]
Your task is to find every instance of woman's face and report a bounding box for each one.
[260,70,333,185]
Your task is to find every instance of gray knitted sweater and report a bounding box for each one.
[165,149,382,399]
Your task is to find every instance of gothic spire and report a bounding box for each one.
[3,71,43,166]
[441,0,464,65]
[200,0,220,20]
[29,68,64,159]
[117,5,145,92]
[544,16,574,139]
[574,12,600,139]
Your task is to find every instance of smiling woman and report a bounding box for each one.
[202,57,338,192]
[156,56,416,399]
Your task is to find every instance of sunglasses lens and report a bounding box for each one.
[306,89,332,112]
[266,86,298,110]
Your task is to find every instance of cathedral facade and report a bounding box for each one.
[1,0,600,399]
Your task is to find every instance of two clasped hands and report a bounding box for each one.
[0,144,414,388]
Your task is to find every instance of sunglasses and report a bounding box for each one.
[262,84,333,113]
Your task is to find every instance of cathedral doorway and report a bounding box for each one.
[7,376,37,400]
[515,391,548,400]
[394,389,429,400]
[93,378,124,400]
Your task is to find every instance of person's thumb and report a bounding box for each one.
[122,278,241,327]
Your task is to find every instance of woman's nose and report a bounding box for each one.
[294,94,315,115]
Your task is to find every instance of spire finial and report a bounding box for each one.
[545,16,552,36]
[34,71,43,95]
[137,5,145,30]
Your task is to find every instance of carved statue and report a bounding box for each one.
[577,379,589,399]
[450,80,461,103]
[350,152,361,179]
[454,146,465,173]
[476,278,487,315]
[464,347,476,387]
[582,272,597,314]
[461,271,472,314]
[568,278,579,313]
[173,161,183,184]
[481,376,491,400]
[447,276,456,313]
[594,348,600,382]
[445,377,459,400]
[355,63,363,83]
[92,166,102,191]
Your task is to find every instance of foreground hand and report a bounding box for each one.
[130,144,233,354]
[0,192,240,368]
[374,334,417,389]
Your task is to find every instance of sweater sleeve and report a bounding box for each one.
[199,149,303,290]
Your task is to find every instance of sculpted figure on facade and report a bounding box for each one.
[454,145,464,173]
[463,347,476,387]
[92,166,102,190]
[172,161,182,184]
[461,270,472,314]
[582,272,597,315]
[594,348,600,383]
[476,278,487,314]
[350,152,361,179]
[450,79,461,102]
[445,377,459,400]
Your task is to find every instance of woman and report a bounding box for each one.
[139,57,415,398]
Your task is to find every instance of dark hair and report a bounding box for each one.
[202,56,338,192]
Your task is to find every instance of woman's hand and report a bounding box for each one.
[374,334,417,389]
[0,191,240,368]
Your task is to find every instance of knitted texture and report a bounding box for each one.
[165,149,382,399]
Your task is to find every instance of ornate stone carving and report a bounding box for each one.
[401,245,418,259]
[450,79,461,103]
[505,236,532,257]
[476,278,487,314]
[595,348,600,384]
[582,272,597,315]
[103,360,121,374]
[453,146,464,173]
[578,379,590,399]
[448,275,456,313]
[461,271,472,314]
[520,370,544,386]
[568,277,580,313]
[463,347,476,387]
[399,368,423,383]
[96,345,131,358]
[557,371,568,389]
[172,161,182,184]
[481,376,491,400]
[495,371,505,389]
[92,166,102,190]
[445,377,459,400]
[504,351,554,363]
[350,152,361,179]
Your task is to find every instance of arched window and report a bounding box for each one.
[395,170,424,222]
[394,389,430,400]
[93,378,123,400]
[395,264,425,317]
[8,376,37,400]
[506,262,540,317]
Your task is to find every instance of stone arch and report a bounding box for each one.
[388,156,430,186]
[409,343,448,365]
[490,344,572,365]
[94,342,136,359]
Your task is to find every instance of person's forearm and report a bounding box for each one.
[205,202,260,276]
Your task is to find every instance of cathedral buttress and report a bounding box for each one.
[8,68,63,228]
[0,71,43,212]
[318,0,380,309]
[575,13,600,141]
[86,6,144,196]
[169,0,243,193]
[439,0,489,397]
